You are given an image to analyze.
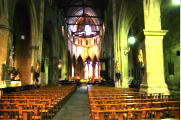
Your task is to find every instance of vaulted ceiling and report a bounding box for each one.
[56,0,109,37]
[56,0,109,16]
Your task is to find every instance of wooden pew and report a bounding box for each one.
[0,85,76,120]
[88,86,180,120]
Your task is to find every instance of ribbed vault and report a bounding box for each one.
[56,0,108,38]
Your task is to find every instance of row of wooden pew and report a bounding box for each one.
[88,86,180,120]
[0,85,77,120]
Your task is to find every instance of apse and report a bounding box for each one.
[64,0,103,82]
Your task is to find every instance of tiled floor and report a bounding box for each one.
[52,85,90,120]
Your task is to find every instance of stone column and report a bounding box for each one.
[0,0,9,87]
[61,44,68,81]
[140,0,169,95]
[112,0,121,88]
[0,27,9,86]
[38,0,45,86]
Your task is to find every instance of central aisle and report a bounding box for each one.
[52,85,90,120]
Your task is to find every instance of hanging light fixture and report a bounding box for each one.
[128,36,136,45]
[128,27,136,45]
[20,35,25,40]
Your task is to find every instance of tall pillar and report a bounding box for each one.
[120,46,129,88]
[0,0,9,87]
[112,0,121,88]
[38,0,45,86]
[117,0,136,88]
[0,27,9,86]
[140,0,169,95]
[61,44,68,80]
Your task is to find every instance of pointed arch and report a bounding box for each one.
[12,0,38,85]
[72,54,76,67]
[77,55,84,68]
[85,56,92,62]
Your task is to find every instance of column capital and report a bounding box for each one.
[143,30,168,36]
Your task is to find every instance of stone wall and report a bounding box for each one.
[161,0,180,97]
[0,0,67,87]
[43,0,67,85]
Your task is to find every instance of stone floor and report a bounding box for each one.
[52,85,90,120]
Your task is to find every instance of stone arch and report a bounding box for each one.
[72,54,76,67]
[93,55,98,69]
[114,0,137,88]
[12,0,38,85]
[93,55,98,62]
[77,55,84,79]
[85,56,92,62]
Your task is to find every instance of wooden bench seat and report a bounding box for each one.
[89,99,179,105]
[88,86,180,120]
[0,85,76,120]
[90,106,180,120]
